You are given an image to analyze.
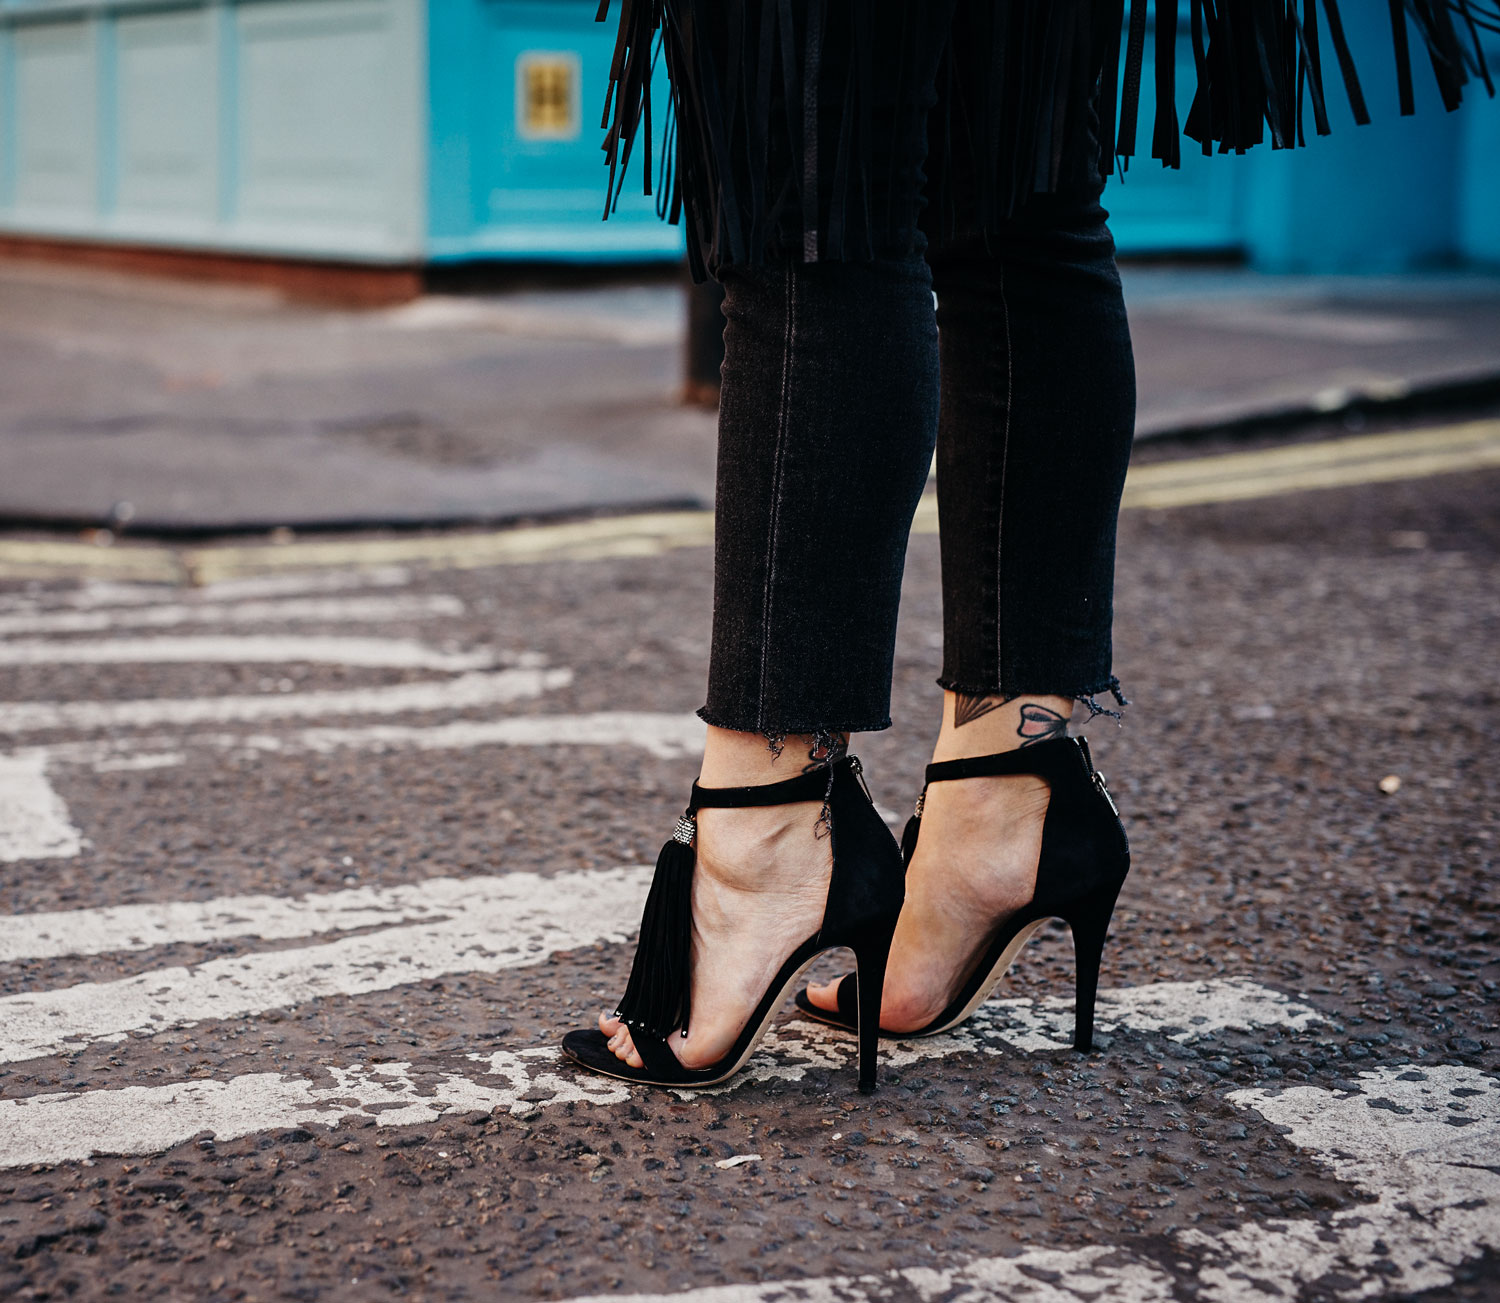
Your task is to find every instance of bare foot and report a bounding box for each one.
[806,693,1066,1031]
[601,730,836,1070]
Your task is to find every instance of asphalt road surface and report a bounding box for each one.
[1,421,1497,1302]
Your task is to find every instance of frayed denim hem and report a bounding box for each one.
[695,706,894,754]
[931,676,1129,721]
[696,706,894,734]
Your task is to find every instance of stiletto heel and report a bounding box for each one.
[795,736,1129,1044]
[562,754,905,1091]
[1064,883,1120,1051]
[851,920,896,1093]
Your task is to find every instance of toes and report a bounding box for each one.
[599,1009,624,1036]
[610,1027,637,1064]
[806,977,845,1012]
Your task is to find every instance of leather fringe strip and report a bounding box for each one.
[596,1,1500,278]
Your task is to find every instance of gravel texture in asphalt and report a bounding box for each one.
[0,443,1495,1301]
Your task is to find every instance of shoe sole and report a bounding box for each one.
[562,948,859,1089]
[797,917,1051,1041]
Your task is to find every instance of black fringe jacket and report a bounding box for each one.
[596,1,1499,279]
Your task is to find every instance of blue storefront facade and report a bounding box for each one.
[0,0,1496,273]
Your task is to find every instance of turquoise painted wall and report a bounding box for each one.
[0,0,679,264]
[424,0,679,262]
[0,0,427,260]
[1104,4,1496,270]
[1458,31,1500,266]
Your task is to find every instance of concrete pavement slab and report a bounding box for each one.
[2,258,1499,533]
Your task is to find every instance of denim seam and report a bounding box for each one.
[993,263,1013,689]
[756,262,796,732]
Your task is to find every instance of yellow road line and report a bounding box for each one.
[0,539,187,583]
[1118,417,1500,510]
[183,511,715,585]
[1,418,1496,583]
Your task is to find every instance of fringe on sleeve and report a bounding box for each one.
[596,1,1500,278]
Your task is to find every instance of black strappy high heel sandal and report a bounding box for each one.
[793,736,1129,1049]
[561,753,906,1092]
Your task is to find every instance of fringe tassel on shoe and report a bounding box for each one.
[614,812,697,1039]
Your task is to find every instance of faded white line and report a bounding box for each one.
[0,593,463,636]
[0,666,570,734]
[89,752,185,773]
[981,976,1320,1051]
[247,712,703,762]
[0,1052,633,1169]
[1,707,693,863]
[573,1246,1177,1303]
[0,868,633,962]
[1196,1066,1500,1300]
[22,711,700,772]
[0,978,1316,1169]
[0,634,493,671]
[712,978,1321,1092]
[0,865,652,1065]
[0,754,83,863]
[192,567,415,601]
[0,568,414,613]
[558,1064,1500,1303]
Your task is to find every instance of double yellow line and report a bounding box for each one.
[2,417,1495,584]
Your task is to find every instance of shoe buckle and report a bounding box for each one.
[1093,770,1119,817]
[848,755,873,803]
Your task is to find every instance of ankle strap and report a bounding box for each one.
[689,754,854,811]
[924,736,1090,786]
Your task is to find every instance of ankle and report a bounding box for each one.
[930,692,1074,763]
[695,804,830,895]
[699,725,848,787]
[920,772,1050,824]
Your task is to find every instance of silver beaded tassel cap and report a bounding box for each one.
[672,813,696,845]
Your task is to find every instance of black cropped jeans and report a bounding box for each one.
[698,6,1136,738]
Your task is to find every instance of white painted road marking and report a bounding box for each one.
[0,634,493,671]
[0,866,651,1065]
[1202,1067,1500,1300]
[1,709,699,861]
[0,1053,633,1170]
[0,977,1315,1169]
[266,711,704,761]
[0,566,414,612]
[16,712,702,775]
[558,1065,1500,1303]
[0,592,463,636]
[0,868,638,962]
[0,753,83,863]
[0,666,570,735]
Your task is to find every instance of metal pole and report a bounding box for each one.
[682,272,725,407]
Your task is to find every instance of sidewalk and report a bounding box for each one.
[2,257,1497,533]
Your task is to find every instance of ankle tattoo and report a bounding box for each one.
[1017,703,1069,747]
[953,693,1006,727]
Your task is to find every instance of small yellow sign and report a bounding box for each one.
[518,53,579,140]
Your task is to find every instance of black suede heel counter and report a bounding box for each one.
[1030,749,1131,918]
[818,765,905,945]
